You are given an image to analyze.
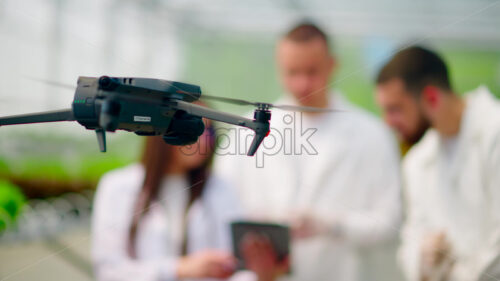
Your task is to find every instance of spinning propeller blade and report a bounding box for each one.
[200,94,338,113]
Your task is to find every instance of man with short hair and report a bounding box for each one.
[215,22,403,281]
[376,46,500,281]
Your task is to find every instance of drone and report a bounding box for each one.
[0,76,332,156]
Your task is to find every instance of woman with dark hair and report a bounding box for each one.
[91,120,242,280]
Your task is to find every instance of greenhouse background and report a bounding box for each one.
[1,0,500,280]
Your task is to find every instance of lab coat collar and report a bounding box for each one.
[276,90,346,111]
[460,85,498,140]
[275,90,348,126]
[417,86,496,173]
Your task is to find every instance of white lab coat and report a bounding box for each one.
[214,91,403,281]
[91,163,244,281]
[399,86,500,281]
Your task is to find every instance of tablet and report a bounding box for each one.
[230,221,290,269]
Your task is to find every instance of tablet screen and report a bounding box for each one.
[231,221,290,269]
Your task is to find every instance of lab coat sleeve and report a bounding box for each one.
[397,179,427,281]
[394,143,436,281]
[450,132,500,281]
[334,128,403,248]
[91,173,179,281]
[190,176,244,252]
[212,179,244,251]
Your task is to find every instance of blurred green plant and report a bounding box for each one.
[0,157,9,176]
[0,180,25,231]
[0,127,142,197]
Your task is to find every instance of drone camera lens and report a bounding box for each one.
[99,76,117,90]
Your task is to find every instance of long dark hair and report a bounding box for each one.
[127,128,215,258]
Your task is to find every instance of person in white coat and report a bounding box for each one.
[91,120,245,281]
[214,22,403,281]
[375,46,500,281]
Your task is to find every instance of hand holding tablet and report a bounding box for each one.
[231,221,291,281]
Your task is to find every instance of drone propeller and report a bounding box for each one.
[200,94,338,113]
[26,77,338,113]
[200,94,257,106]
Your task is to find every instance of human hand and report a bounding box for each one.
[240,233,289,281]
[420,231,453,280]
[291,212,333,239]
[176,249,237,279]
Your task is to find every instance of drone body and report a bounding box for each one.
[72,76,206,152]
[0,76,271,156]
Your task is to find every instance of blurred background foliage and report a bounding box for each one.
[0,128,141,198]
[0,180,25,231]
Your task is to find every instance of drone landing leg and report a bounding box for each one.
[95,129,106,152]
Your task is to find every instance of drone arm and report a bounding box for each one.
[174,100,255,127]
[0,109,74,126]
[173,100,270,156]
